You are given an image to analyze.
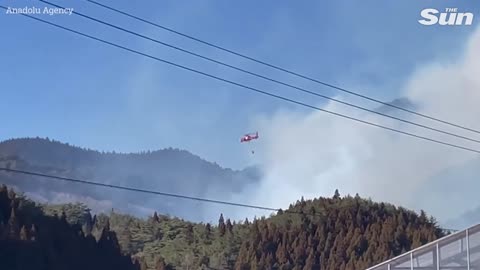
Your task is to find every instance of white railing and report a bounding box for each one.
[365,223,480,270]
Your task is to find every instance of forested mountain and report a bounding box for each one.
[0,183,446,270]
[0,184,140,270]
[0,137,260,221]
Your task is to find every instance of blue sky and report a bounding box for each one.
[1,0,478,169]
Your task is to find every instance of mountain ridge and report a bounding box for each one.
[0,137,252,173]
[0,137,261,222]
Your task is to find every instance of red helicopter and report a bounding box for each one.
[240,132,259,143]
[241,132,259,154]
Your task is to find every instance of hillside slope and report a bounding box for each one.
[0,137,260,221]
[35,187,445,270]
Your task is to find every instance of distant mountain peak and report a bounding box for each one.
[0,137,230,169]
[376,97,417,114]
[388,97,416,108]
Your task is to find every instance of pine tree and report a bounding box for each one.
[419,210,428,223]
[226,218,233,234]
[19,225,28,240]
[30,224,37,241]
[219,213,226,237]
[205,223,212,238]
[276,242,288,264]
[153,211,160,223]
[8,207,19,239]
[333,189,341,199]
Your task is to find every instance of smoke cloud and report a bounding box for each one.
[234,27,480,225]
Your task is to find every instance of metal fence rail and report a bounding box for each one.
[366,224,480,270]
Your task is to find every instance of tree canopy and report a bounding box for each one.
[0,184,444,270]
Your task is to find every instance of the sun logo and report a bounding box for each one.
[418,8,474,26]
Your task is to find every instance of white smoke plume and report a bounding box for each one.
[234,27,480,225]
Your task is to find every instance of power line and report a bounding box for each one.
[85,0,480,136]
[0,168,277,211]
[39,0,480,146]
[0,167,459,232]
[3,8,480,155]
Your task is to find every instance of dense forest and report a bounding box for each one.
[0,183,445,270]
[0,184,139,270]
